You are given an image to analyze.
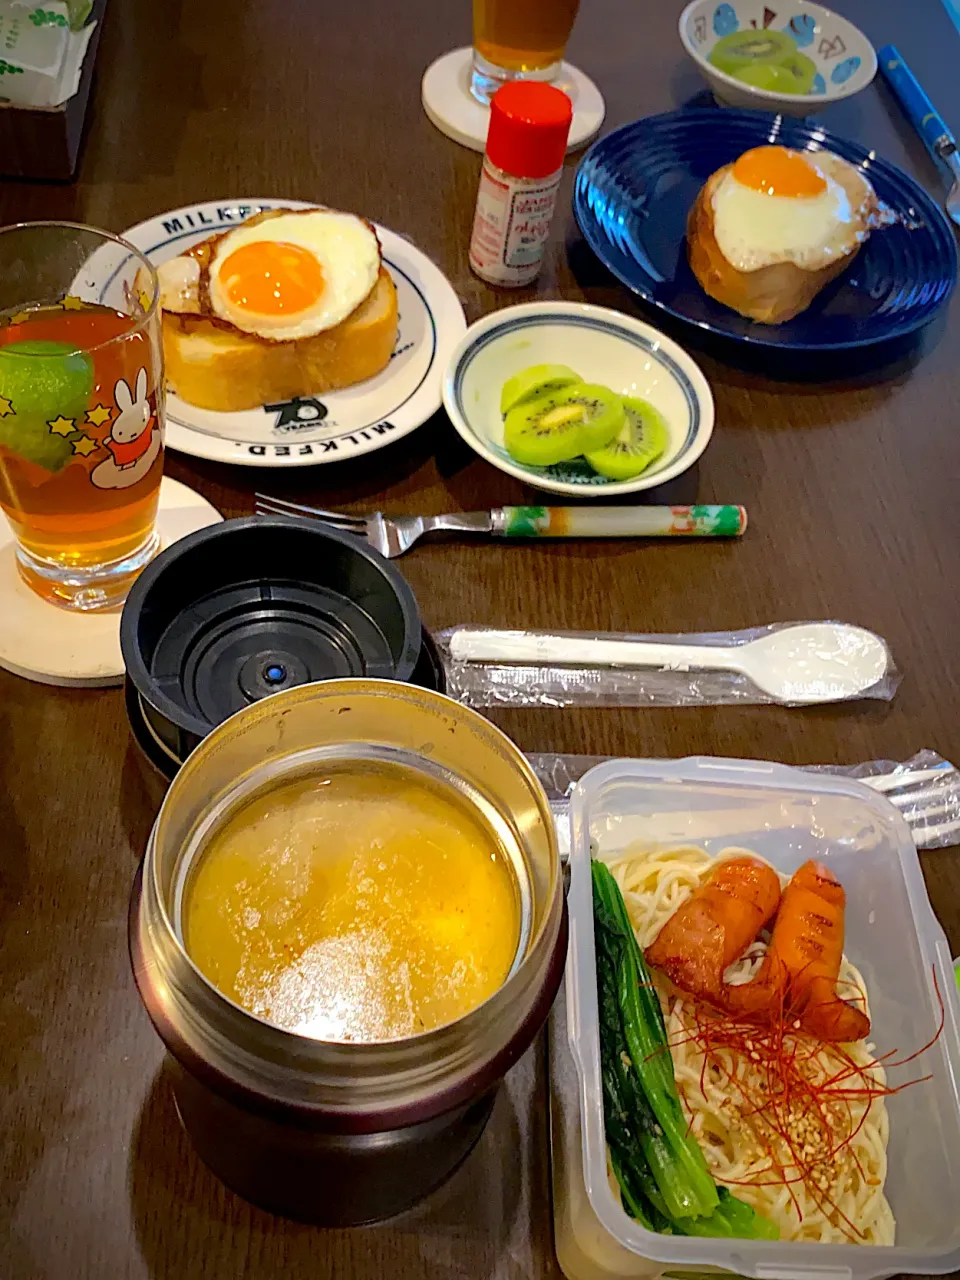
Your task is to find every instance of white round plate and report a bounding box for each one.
[442,302,715,497]
[421,47,604,154]
[119,200,466,467]
[0,478,221,686]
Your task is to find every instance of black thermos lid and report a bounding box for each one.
[121,515,423,745]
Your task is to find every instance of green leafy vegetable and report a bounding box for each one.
[591,858,779,1241]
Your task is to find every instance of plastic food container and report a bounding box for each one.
[566,756,960,1280]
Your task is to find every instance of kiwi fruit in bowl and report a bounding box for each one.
[585,397,669,480]
[499,363,582,415]
[503,383,625,466]
[735,50,816,93]
[708,29,796,73]
[708,30,816,95]
[499,364,669,479]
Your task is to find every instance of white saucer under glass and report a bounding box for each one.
[422,0,604,154]
[422,47,604,153]
[0,477,221,687]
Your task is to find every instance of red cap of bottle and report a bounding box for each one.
[485,81,574,180]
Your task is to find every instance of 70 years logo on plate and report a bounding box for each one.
[241,396,398,459]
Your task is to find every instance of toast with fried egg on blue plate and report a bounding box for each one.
[686,146,882,324]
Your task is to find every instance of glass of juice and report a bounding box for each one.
[471,0,581,105]
[0,221,165,611]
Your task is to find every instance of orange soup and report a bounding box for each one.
[182,763,521,1041]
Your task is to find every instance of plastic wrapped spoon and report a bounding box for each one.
[447,622,892,705]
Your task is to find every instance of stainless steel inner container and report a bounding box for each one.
[130,679,566,1224]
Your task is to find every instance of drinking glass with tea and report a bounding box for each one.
[471,0,581,104]
[0,222,165,611]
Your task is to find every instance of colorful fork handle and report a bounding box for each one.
[493,505,747,538]
[878,45,956,164]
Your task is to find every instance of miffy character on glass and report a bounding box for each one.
[91,367,162,490]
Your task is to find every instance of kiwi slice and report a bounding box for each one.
[0,339,94,472]
[709,29,795,74]
[504,383,624,467]
[736,50,816,93]
[585,397,669,481]
[777,50,817,93]
[735,62,791,92]
[499,363,582,416]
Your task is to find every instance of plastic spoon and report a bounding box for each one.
[447,622,891,704]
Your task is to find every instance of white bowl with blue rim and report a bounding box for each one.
[679,0,877,116]
[442,302,715,498]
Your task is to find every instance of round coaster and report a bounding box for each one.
[0,477,222,688]
[421,46,605,154]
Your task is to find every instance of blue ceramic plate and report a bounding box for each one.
[573,108,958,352]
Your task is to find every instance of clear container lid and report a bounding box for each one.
[565,756,960,1280]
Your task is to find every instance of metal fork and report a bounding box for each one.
[255,494,749,557]
[255,494,490,558]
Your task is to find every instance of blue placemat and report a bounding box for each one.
[944,0,960,34]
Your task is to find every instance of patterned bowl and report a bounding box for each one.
[679,0,877,115]
[441,302,715,498]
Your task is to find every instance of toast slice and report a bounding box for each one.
[686,158,876,325]
[162,265,398,413]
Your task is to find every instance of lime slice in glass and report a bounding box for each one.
[0,340,94,472]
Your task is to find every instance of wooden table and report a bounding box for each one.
[2,1,959,1276]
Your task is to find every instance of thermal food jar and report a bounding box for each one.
[130,679,566,1224]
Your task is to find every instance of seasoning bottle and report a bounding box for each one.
[469,81,574,288]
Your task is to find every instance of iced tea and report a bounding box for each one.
[473,0,580,72]
[0,222,164,610]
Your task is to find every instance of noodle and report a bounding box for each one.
[604,843,894,1245]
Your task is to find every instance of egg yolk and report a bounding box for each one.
[219,240,325,316]
[732,146,827,198]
